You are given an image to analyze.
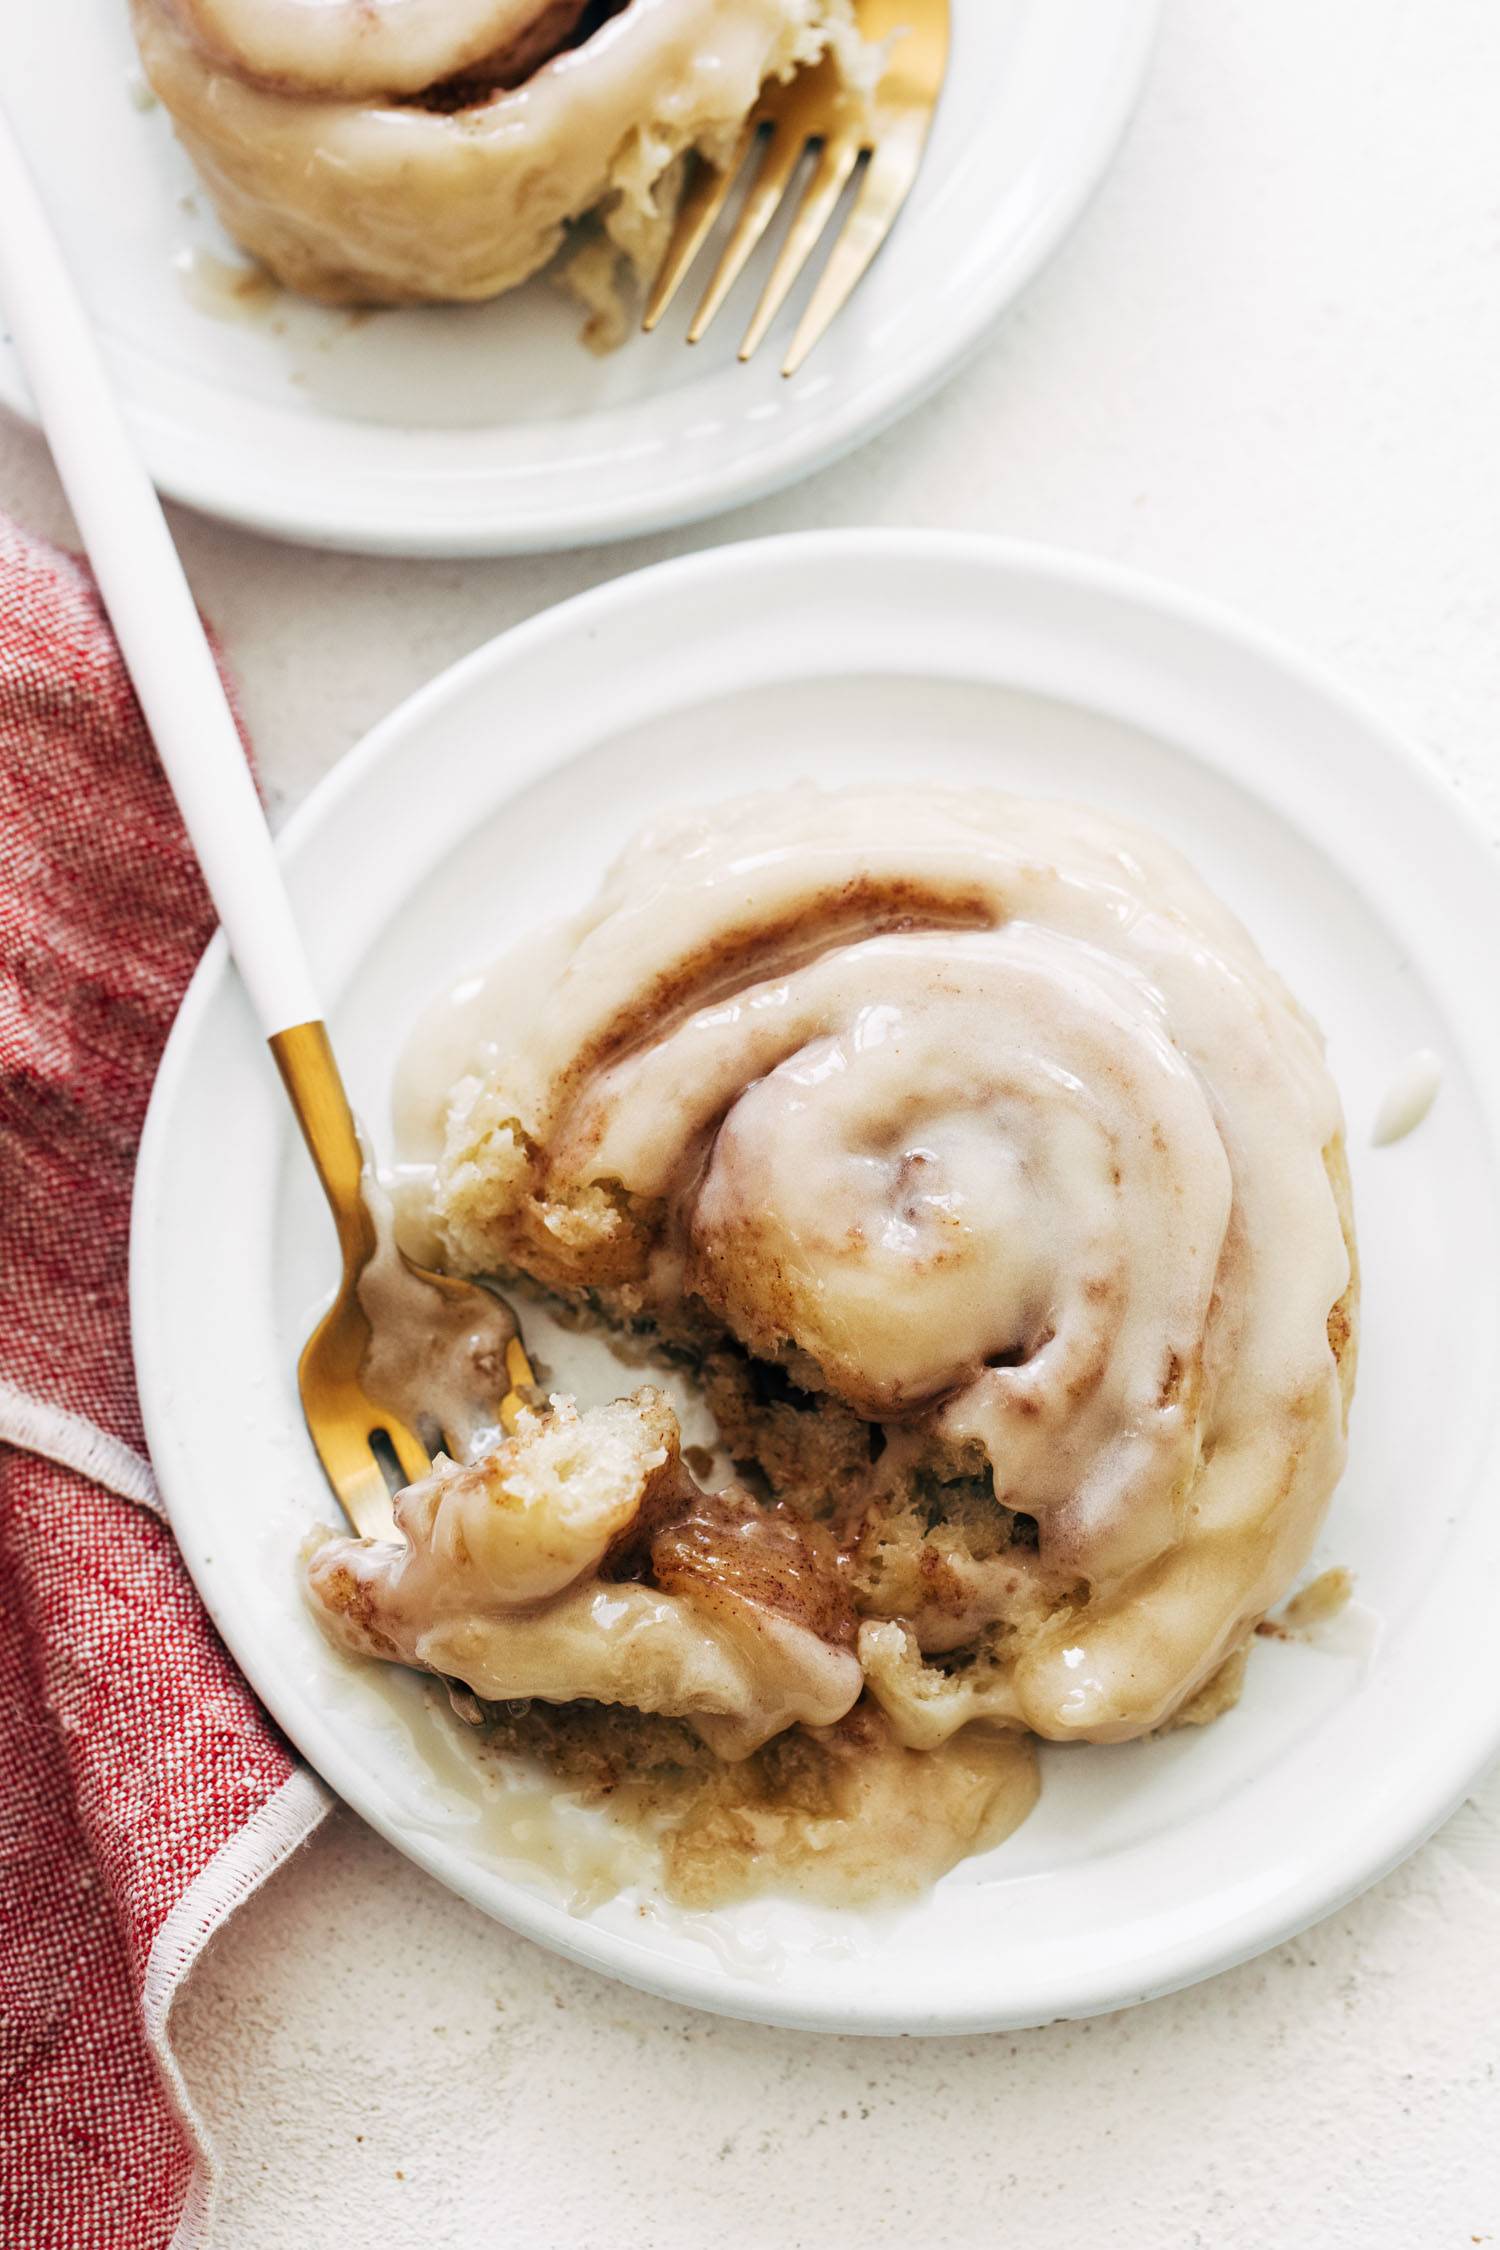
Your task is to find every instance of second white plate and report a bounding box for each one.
[133,533,1500,2033]
[0,0,1159,553]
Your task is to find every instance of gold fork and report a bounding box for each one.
[0,108,532,1544]
[643,0,949,375]
[273,1024,534,1540]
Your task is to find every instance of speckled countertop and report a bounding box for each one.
[5,0,1499,2240]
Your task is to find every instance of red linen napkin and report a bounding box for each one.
[0,514,328,2250]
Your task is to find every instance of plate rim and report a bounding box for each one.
[0,0,1163,555]
[132,529,1500,2032]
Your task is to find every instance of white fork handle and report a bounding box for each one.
[0,102,319,1038]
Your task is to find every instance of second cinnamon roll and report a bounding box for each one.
[130,0,875,315]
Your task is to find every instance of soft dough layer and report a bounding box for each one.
[131,0,869,305]
[417,786,1359,1745]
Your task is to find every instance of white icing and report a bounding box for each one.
[172,244,280,325]
[356,1169,519,1462]
[1371,1047,1442,1147]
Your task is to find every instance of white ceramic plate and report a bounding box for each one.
[0,2,1158,555]
[133,533,1500,2033]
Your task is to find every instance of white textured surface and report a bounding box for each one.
[5,0,1500,2238]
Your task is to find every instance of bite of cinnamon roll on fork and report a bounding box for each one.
[306,1384,1039,1903]
[129,0,875,319]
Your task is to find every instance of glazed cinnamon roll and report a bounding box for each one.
[129,0,872,311]
[419,786,1358,1749]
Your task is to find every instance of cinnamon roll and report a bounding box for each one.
[129,0,873,312]
[303,785,1356,1903]
[421,786,1358,1749]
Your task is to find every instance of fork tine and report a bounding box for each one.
[333,1452,403,1541]
[385,1413,432,1489]
[687,125,806,346]
[304,1394,409,1539]
[781,109,930,378]
[737,132,861,362]
[642,128,756,331]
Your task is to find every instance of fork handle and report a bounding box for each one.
[270,1022,377,1277]
[0,101,319,1038]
